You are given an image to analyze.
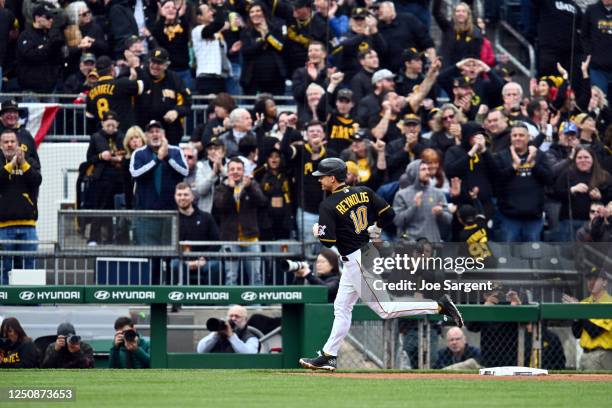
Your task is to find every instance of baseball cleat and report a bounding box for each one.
[438,294,464,328]
[299,351,337,371]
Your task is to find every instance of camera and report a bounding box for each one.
[65,334,81,345]
[283,260,309,273]
[123,329,137,343]
[206,318,236,332]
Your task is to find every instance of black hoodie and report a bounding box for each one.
[444,123,497,205]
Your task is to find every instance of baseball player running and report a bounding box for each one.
[299,158,464,371]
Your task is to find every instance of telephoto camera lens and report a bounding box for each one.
[206,318,236,332]
[283,260,309,273]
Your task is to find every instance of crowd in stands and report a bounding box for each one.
[0,0,609,285]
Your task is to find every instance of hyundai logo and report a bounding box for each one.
[240,291,258,301]
[94,290,111,300]
[168,291,185,301]
[19,291,35,301]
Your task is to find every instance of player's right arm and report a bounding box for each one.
[316,201,337,247]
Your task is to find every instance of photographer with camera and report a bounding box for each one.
[0,317,40,368]
[109,316,150,369]
[291,248,340,303]
[41,323,94,368]
[196,305,259,354]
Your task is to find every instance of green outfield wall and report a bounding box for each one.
[1,286,610,368]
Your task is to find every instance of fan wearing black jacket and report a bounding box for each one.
[16,2,65,93]
[444,122,497,221]
[85,111,125,244]
[240,2,287,95]
[137,47,192,146]
[172,182,221,285]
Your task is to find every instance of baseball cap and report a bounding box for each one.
[32,2,55,18]
[57,322,76,336]
[426,108,440,121]
[401,48,421,64]
[0,99,19,115]
[80,53,96,64]
[453,76,474,88]
[102,110,118,122]
[399,113,421,127]
[124,35,143,50]
[292,0,312,8]
[351,7,369,19]
[95,56,113,72]
[352,129,371,142]
[585,266,610,280]
[150,48,170,64]
[371,69,395,85]
[145,120,163,131]
[206,137,223,148]
[337,88,354,102]
[458,205,478,224]
[562,122,578,134]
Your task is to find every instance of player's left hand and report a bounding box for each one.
[312,223,320,238]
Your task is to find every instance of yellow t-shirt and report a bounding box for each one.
[579,292,612,351]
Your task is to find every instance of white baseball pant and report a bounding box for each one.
[322,248,439,357]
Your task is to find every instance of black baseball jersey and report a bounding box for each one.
[86,75,142,131]
[317,185,395,256]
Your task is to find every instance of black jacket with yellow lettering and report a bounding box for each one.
[137,69,191,145]
[316,89,358,154]
[0,155,42,227]
[240,22,287,87]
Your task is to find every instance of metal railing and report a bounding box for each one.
[494,20,537,77]
[0,93,297,142]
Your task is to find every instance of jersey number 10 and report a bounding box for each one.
[350,205,368,234]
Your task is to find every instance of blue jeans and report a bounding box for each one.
[590,68,612,99]
[498,213,543,242]
[170,259,222,285]
[224,243,262,285]
[225,61,243,96]
[0,226,38,285]
[134,218,171,246]
[558,219,586,242]
[172,69,194,91]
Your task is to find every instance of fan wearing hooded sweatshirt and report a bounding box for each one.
[392,160,452,242]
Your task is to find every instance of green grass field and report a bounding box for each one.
[1,370,611,408]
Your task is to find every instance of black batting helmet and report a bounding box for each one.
[312,158,347,181]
